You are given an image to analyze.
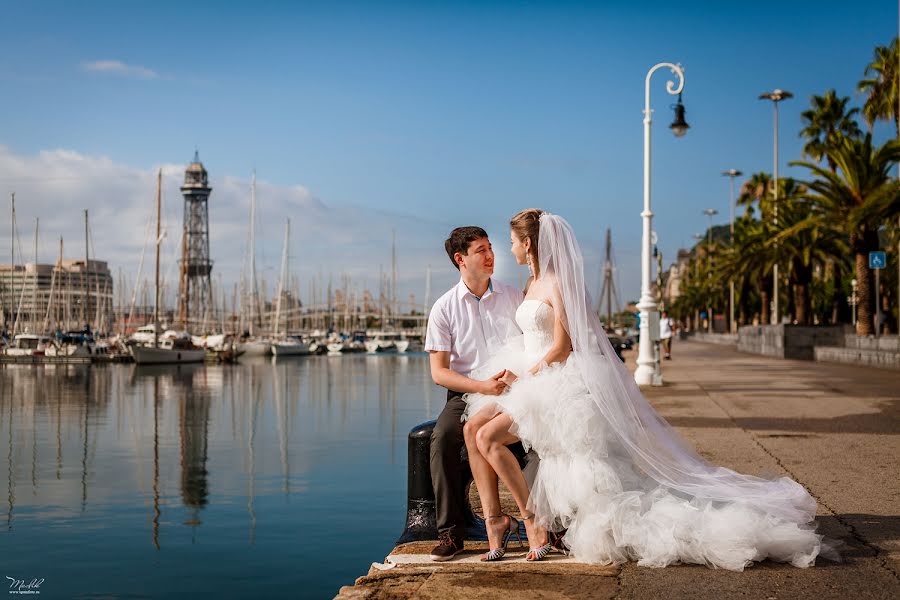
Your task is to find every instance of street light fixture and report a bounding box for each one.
[721,169,743,333]
[635,62,687,387]
[670,93,690,138]
[759,89,793,324]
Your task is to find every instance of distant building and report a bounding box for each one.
[662,249,692,308]
[0,259,114,333]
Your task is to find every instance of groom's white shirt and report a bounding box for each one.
[425,278,524,378]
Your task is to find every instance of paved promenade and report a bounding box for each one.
[336,341,900,599]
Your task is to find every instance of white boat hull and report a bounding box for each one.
[271,342,310,356]
[365,340,397,354]
[242,341,272,356]
[130,345,206,364]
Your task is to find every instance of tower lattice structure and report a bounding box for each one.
[178,151,213,331]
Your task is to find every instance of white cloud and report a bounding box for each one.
[0,145,465,311]
[80,60,159,80]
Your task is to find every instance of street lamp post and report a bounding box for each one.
[691,233,704,332]
[635,62,688,387]
[722,169,743,333]
[702,208,718,333]
[759,89,793,324]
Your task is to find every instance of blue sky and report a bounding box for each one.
[0,0,897,308]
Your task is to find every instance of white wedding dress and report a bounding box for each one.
[463,299,827,571]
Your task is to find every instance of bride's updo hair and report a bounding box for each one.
[510,208,544,275]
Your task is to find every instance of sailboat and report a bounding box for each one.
[270,218,310,357]
[241,171,272,357]
[131,169,206,365]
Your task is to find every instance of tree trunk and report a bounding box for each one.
[759,275,771,326]
[793,260,813,326]
[853,229,876,336]
[738,279,749,326]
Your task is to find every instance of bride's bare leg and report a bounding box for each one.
[463,411,505,547]
[475,414,547,549]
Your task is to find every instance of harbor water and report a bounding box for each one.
[0,354,444,598]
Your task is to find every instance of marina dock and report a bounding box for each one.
[336,341,900,599]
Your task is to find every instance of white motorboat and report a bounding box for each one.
[3,334,49,356]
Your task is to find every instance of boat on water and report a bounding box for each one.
[192,333,245,363]
[364,331,410,354]
[129,170,207,366]
[271,337,311,357]
[241,339,272,356]
[131,331,206,364]
[44,329,112,359]
[3,333,50,356]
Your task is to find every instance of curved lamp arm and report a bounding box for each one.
[644,63,685,118]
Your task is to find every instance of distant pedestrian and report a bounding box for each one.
[660,310,674,359]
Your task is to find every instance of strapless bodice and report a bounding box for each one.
[515,299,555,355]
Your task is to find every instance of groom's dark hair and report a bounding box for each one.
[445,226,489,270]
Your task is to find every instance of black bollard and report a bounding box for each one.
[397,418,528,544]
[397,420,440,543]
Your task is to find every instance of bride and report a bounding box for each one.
[462,208,831,570]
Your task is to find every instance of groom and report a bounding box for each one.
[424,226,524,561]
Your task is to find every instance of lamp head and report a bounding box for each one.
[669,93,690,137]
[759,89,794,102]
[721,169,743,178]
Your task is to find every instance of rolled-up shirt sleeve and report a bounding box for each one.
[424,303,451,352]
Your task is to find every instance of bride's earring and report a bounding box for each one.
[526,253,534,274]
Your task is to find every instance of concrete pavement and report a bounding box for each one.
[336,341,900,599]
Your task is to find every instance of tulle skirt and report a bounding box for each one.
[462,343,827,571]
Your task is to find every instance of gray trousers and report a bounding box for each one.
[430,390,467,537]
[430,389,528,538]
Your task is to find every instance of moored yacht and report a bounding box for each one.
[3,333,50,356]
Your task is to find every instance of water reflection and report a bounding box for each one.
[0,355,444,597]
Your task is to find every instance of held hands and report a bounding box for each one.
[481,370,510,396]
[499,371,518,386]
[479,369,519,395]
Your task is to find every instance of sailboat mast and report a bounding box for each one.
[274,218,289,337]
[32,219,38,334]
[424,264,431,314]
[10,193,15,333]
[249,170,258,337]
[391,230,397,325]
[154,169,162,348]
[83,209,89,328]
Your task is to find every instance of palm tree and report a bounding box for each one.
[792,133,900,335]
[734,173,780,323]
[858,38,899,134]
[799,90,862,171]
[738,172,774,216]
[715,207,776,326]
[769,179,849,325]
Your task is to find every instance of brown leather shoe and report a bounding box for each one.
[429,530,464,561]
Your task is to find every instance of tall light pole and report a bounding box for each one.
[635,62,688,386]
[722,169,743,333]
[702,209,718,333]
[691,233,703,333]
[759,89,793,324]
